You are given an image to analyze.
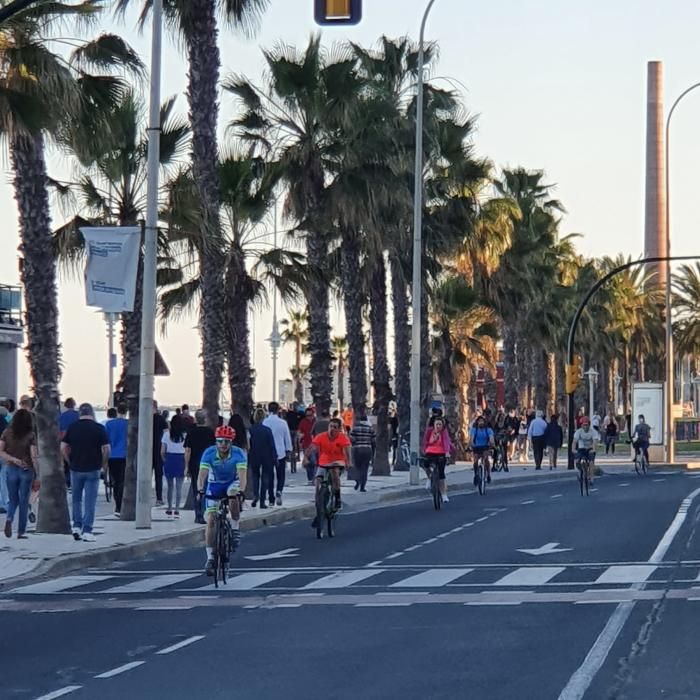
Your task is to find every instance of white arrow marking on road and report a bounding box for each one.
[517,542,572,556]
[245,548,300,561]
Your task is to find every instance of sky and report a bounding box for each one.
[2,0,700,407]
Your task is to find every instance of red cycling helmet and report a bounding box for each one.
[215,425,236,441]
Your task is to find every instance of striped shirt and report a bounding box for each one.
[350,420,375,449]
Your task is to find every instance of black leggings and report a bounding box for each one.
[425,454,447,480]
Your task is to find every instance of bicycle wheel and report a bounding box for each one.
[478,463,486,496]
[212,518,221,588]
[327,500,335,538]
[577,462,584,496]
[584,463,590,496]
[432,470,442,510]
[218,521,230,585]
[315,486,326,540]
[634,455,641,476]
[641,454,648,476]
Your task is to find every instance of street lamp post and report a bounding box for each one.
[585,368,599,422]
[664,81,700,464]
[409,0,439,486]
[613,372,622,415]
[104,312,118,407]
[135,0,163,529]
[267,197,281,402]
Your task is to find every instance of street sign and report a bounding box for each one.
[314,0,362,25]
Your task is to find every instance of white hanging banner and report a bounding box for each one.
[80,227,141,313]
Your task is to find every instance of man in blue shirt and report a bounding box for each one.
[59,398,80,488]
[105,403,128,517]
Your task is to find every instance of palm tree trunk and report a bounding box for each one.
[118,247,143,522]
[337,361,345,411]
[503,325,518,408]
[186,0,226,427]
[516,338,530,408]
[390,254,410,438]
[306,231,333,415]
[533,347,548,411]
[596,360,609,416]
[341,233,368,410]
[623,346,631,416]
[369,259,391,475]
[225,248,253,424]
[547,352,556,415]
[11,132,69,534]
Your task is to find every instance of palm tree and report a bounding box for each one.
[673,263,700,359]
[331,336,348,411]
[227,36,363,417]
[117,0,270,426]
[52,89,188,521]
[281,311,309,405]
[1,1,142,533]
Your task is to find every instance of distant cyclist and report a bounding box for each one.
[421,417,453,502]
[197,426,247,577]
[631,414,651,465]
[469,416,495,484]
[305,417,352,526]
[573,417,599,469]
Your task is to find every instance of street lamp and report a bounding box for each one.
[664,81,700,464]
[585,367,599,421]
[409,0,439,486]
[267,196,281,402]
[135,0,163,529]
[103,312,119,407]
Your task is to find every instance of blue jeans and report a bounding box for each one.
[6,466,33,535]
[0,462,9,510]
[71,469,101,534]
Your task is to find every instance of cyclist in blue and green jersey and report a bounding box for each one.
[197,425,248,576]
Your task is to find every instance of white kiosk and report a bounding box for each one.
[631,382,664,463]
[0,285,23,402]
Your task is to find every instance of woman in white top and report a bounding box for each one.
[161,414,186,517]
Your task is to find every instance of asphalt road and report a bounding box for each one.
[3,469,700,700]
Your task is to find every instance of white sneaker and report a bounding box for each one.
[442,494,449,503]
[72,527,81,541]
[81,532,96,542]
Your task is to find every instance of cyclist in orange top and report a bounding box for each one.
[304,417,351,514]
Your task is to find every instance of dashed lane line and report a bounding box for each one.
[95,661,146,679]
[521,500,536,504]
[155,635,205,655]
[33,687,82,700]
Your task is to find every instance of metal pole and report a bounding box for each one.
[664,83,700,464]
[586,368,598,420]
[409,0,438,486]
[106,313,115,407]
[269,197,281,403]
[135,0,163,528]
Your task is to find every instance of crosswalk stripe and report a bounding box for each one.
[9,575,112,595]
[302,569,386,589]
[103,574,200,594]
[594,565,657,584]
[389,568,473,588]
[494,567,565,586]
[195,571,293,591]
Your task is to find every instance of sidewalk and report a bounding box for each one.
[0,456,690,589]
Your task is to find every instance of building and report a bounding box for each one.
[0,284,23,402]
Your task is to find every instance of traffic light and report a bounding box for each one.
[314,0,362,25]
[565,356,582,394]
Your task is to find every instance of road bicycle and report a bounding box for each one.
[634,446,648,476]
[491,439,509,472]
[473,450,488,496]
[208,495,241,587]
[422,456,444,510]
[576,451,593,496]
[314,467,340,539]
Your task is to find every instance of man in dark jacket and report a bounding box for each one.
[544,414,564,469]
[249,408,277,508]
[184,409,215,523]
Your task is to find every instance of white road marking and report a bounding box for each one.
[404,545,422,552]
[33,687,82,700]
[551,494,563,499]
[595,566,657,585]
[390,568,473,588]
[494,567,565,586]
[95,661,145,678]
[386,552,404,559]
[558,486,700,700]
[367,561,383,567]
[465,601,522,606]
[619,483,630,487]
[653,479,666,482]
[10,575,111,595]
[421,538,438,544]
[156,635,205,655]
[521,500,535,505]
[103,574,199,594]
[590,488,598,493]
[136,606,193,611]
[476,516,489,522]
[355,602,411,607]
[303,569,385,589]
[195,571,293,591]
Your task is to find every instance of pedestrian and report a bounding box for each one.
[263,402,292,506]
[517,412,528,462]
[248,408,277,508]
[342,404,354,434]
[604,413,619,454]
[184,409,215,524]
[0,405,9,514]
[544,414,564,469]
[228,413,249,451]
[0,408,38,539]
[104,403,128,517]
[350,407,375,492]
[181,404,195,428]
[161,414,186,518]
[59,397,80,488]
[527,410,548,469]
[60,403,110,542]
[298,407,316,484]
[285,405,302,473]
[504,408,520,462]
[152,401,167,506]
[389,406,399,465]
